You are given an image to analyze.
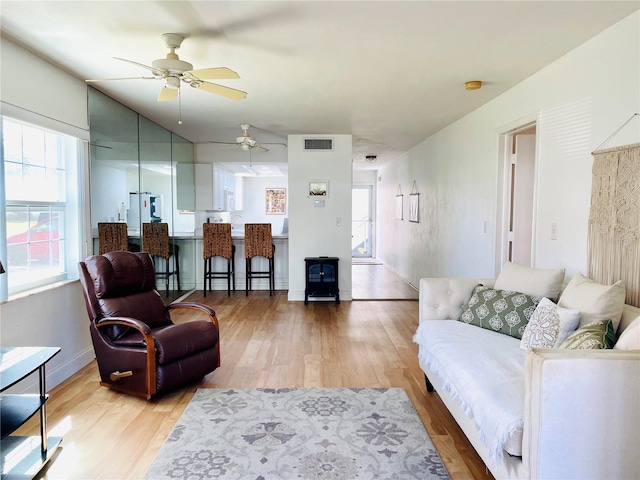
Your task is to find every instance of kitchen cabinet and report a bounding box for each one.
[176,163,195,211]
[194,163,214,210]
[234,175,243,211]
[194,164,240,211]
[213,166,225,211]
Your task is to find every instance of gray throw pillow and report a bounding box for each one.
[459,285,542,339]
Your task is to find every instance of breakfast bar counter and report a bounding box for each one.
[92,229,288,293]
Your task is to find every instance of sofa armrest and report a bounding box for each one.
[524,348,640,479]
[418,277,495,323]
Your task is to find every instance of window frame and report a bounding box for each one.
[1,115,86,300]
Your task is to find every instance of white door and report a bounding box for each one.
[497,123,537,270]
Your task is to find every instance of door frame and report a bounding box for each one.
[495,113,540,274]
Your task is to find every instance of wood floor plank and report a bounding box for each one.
[20,290,493,480]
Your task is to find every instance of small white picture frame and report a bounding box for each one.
[308,180,329,197]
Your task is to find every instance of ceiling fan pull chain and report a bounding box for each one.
[178,89,183,125]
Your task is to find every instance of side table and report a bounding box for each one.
[1,347,62,479]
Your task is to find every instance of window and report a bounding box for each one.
[2,116,83,298]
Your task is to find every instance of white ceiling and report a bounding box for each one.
[1,1,638,168]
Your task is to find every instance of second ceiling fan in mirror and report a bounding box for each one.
[206,124,287,152]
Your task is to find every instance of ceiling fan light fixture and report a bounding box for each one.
[165,76,180,89]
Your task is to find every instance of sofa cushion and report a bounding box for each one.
[414,320,525,460]
[493,261,565,300]
[614,317,640,350]
[520,297,581,349]
[560,319,616,350]
[558,272,626,330]
[459,285,541,339]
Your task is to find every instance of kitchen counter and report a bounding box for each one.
[115,228,288,240]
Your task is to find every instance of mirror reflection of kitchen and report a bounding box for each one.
[128,192,162,227]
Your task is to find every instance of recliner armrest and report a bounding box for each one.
[168,302,220,330]
[96,316,152,335]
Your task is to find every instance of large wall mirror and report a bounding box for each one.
[88,87,194,300]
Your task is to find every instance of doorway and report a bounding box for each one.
[497,121,537,270]
[352,185,374,258]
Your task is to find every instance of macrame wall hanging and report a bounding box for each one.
[587,113,640,307]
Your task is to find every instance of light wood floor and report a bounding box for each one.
[25,291,492,480]
[352,263,420,300]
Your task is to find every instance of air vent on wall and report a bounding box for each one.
[304,138,333,151]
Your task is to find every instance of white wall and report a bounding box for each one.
[376,11,640,286]
[0,38,88,134]
[241,176,288,234]
[90,161,128,226]
[0,282,94,393]
[0,37,93,391]
[288,135,353,301]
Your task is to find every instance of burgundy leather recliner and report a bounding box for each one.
[78,251,220,399]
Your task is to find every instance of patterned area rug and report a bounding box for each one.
[144,388,450,480]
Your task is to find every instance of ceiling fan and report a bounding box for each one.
[206,124,287,152]
[86,33,247,102]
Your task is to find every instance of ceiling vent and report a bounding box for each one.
[304,138,333,151]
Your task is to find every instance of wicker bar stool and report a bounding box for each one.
[142,222,180,297]
[244,223,275,296]
[98,222,128,254]
[203,223,236,297]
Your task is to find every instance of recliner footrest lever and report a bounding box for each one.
[110,370,133,381]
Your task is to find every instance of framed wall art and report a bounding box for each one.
[308,180,329,197]
[409,180,419,223]
[265,188,286,215]
[395,186,403,220]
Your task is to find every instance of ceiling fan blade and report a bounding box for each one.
[86,76,157,83]
[158,86,178,102]
[89,143,113,150]
[254,145,269,153]
[193,81,247,100]
[114,57,165,76]
[261,142,288,147]
[204,141,240,148]
[186,67,240,80]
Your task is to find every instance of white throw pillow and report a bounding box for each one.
[520,297,581,349]
[493,262,565,300]
[558,272,626,330]
[614,317,640,350]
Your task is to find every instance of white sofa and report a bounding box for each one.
[415,277,640,480]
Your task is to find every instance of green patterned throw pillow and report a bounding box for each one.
[560,319,616,349]
[459,285,542,339]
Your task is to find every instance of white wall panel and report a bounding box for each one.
[377,11,640,285]
[288,135,353,301]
